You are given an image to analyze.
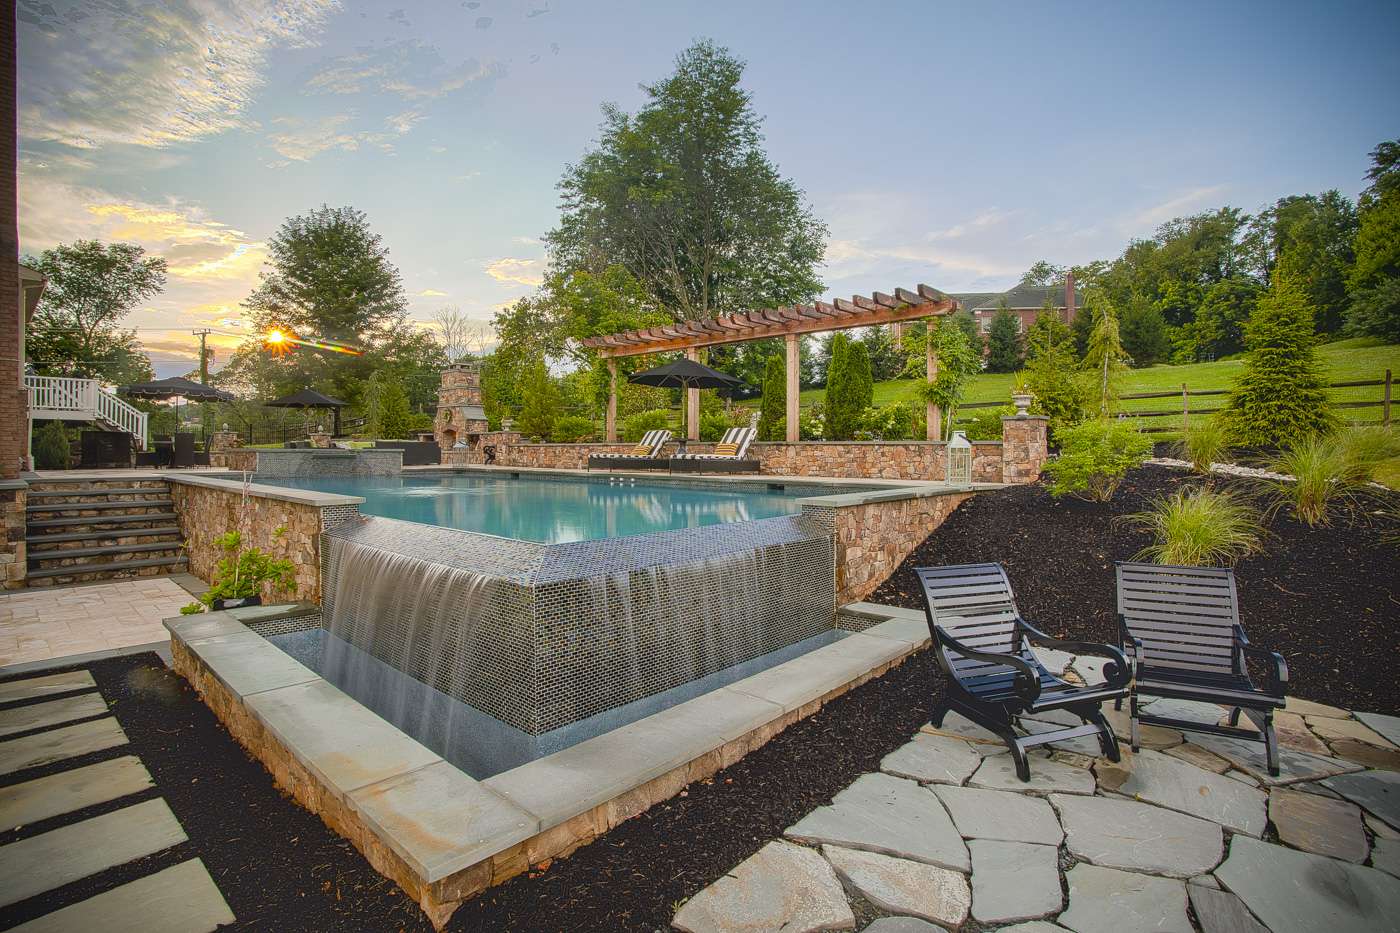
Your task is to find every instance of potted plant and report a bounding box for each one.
[1010,373,1034,417]
[181,527,296,614]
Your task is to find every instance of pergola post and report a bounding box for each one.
[685,347,700,441]
[605,358,618,442]
[926,318,941,441]
[784,333,800,443]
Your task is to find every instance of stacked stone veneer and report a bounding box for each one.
[435,363,489,450]
[169,481,325,603]
[1000,415,1049,483]
[0,483,25,589]
[209,449,401,475]
[210,449,257,471]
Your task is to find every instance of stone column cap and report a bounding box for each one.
[1001,414,1049,422]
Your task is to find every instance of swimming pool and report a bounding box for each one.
[256,471,866,543]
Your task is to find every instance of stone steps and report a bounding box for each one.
[24,555,189,584]
[26,499,173,514]
[21,481,187,586]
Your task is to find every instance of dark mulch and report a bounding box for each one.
[1,647,945,933]
[871,464,1400,715]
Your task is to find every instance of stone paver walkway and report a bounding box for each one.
[0,667,233,931]
[0,579,194,667]
[673,689,1400,932]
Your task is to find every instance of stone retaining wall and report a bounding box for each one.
[0,482,25,589]
[169,481,326,603]
[210,449,257,471]
[818,491,975,603]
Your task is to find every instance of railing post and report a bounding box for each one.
[1385,369,1392,428]
[1181,383,1189,434]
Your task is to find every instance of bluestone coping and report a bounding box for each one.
[167,472,364,508]
[172,629,320,697]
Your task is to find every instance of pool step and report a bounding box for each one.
[22,480,188,587]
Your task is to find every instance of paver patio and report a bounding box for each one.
[673,670,1400,933]
[0,578,195,667]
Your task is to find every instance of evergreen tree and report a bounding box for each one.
[1346,139,1400,341]
[848,339,874,409]
[1081,296,1128,418]
[364,371,413,439]
[824,333,861,440]
[1023,309,1088,437]
[32,421,72,470]
[1119,299,1171,366]
[757,354,786,441]
[1221,270,1337,447]
[516,360,561,440]
[984,303,1023,373]
[1070,304,1095,360]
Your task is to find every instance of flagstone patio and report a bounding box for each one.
[672,687,1400,933]
[0,578,198,668]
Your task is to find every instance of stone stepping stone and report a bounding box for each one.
[1187,883,1268,933]
[0,717,128,776]
[0,693,109,739]
[0,671,97,705]
[1058,863,1189,933]
[1112,749,1267,836]
[1356,712,1400,748]
[880,733,981,786]
[1322,769,1400,831]
[1068,655,1107,686]
[822,845,969,928]
[1137,697,1228,726]
[1373,838,1399,879]
[1163,742,1232,774]
[0,756,153,832]
[930,785,1063,846]
[1050,793,1222,877]
[1269,787,1369,863]
[861,918,947,933]
[786,773,969,872]
[1031,647,1074,676]
[968,840,1060,924]
[1307,716,1397,749]
[1273,711,1332,757]
[672,840,854,933]
[921,712,1000,744]
[1328,738,1400,771]
[1215,835,1400,933]
[0,798,187,908]
[10,858,234,933]
[1188,732,1362,785]
[1285,697,1350,719]
[968,751,1095,795]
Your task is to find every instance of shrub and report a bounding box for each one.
[33,420,71,470]
[985,303,1023,373]
[1269,434,1363,526]
[700,410,743,442]
[1023,310,1088,438]
[960,405,1014,441]
[621,409,672,443]
[550,415,597,442]
[825,334,873,440]
[1176,417,1230,476]
[1333,425,1400,482]
[1043,419,1153,502]
[1126,487,1263,567]
[776,405,824,441]
[756,354,785,441]
[1220,268,1337,447]
[857,402,917,440]
[364,371,414,439]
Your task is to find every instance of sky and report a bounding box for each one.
[17,0,1400,377]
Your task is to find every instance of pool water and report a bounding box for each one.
[257,472,862,543]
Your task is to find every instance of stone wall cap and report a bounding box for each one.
[168,473,365,508]
[800,483,999,507]
[1001,414,1050,422]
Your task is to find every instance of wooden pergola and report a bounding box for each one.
[581,284,959,443]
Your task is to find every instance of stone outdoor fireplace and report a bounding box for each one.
[435,363,489,450]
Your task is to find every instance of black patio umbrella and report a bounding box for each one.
[118,376,235,428]
[265,387,348,436]
[627,358,745,390]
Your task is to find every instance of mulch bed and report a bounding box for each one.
[871,463,1400,715]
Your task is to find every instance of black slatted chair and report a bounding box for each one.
[1115,562,1288,775]
[916,563,1131,781]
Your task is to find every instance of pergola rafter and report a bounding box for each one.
[585,284,960,444]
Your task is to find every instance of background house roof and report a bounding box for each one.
[959,284,1085,313]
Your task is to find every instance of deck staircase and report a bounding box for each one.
[24,479,187,586]
[26,375,148,449]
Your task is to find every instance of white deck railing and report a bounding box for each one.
[26,375,148,447]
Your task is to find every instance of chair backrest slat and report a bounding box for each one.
[1116,562,1240,674]
[732,426,756,459]
[916,563,1020,657]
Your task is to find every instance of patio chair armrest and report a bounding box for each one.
[935,626,1041,706]
[1018,620,1131,689]
[1234,625,1288,694]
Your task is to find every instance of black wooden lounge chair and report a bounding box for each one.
[916,563,1130,781]
[669,426,759,474]
[1115,562,1288,775]
[587,429,673,471]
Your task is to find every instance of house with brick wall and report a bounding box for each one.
[956,272,1084,337]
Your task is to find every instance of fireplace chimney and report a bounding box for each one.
[1064,270,1076,323]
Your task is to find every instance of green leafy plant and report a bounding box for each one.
[776,403,824,441]
[192,528,296,611]
[1043,419,1152,502]
[857,402,918,440]
[960,405,1015,441]
[1268,433,1367,526]
[549,415,597,443]
[1126,487,1264,567]
[912,320,982,440]
[620,408,673,443]
[33,420,72,470]
[825,333,873,440]
[1176,417,1231,477]
[1023,310,1089,438]
[515,359,561,441]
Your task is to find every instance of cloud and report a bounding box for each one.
[926,207,1017,241]
[386,109,426,135]
[19,0,339,150]
[266,114,387,161]
[418,288,448,297]
[1129,185,1228,230]
[484,258,544,287]
[304,41,504,101]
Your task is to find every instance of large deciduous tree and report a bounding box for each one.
[24,240,165,383]
[547,40,827,322]
[1244,191,1357,334]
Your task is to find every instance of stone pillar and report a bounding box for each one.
[435,363,488,450]
[605,359,618,442]
[1001,414,1049,484]
[0,483,25,589]
[309,433,332,449]
[784,333,800,443]
[685,347,700,441]
[209,430,242,452]
[926,319,940,441]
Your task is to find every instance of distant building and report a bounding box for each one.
[956,272,1083,336]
